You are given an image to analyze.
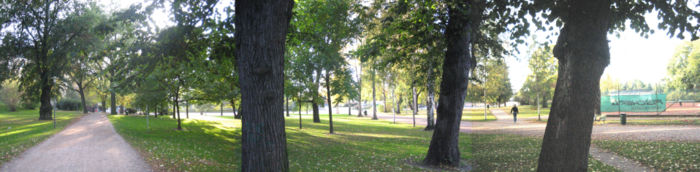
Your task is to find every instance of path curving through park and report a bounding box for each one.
[1,112,151,172]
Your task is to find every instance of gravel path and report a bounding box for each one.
[1,113,151,172]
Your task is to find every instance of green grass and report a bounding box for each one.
[0,110,81,165]
[391,108,497,121]
[472,134,618,172]
[462,109,497,121]
[111,113,616,171]
[594,140,700,171]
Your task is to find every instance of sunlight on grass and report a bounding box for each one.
[0,110,80,165]
[111,114,620,171]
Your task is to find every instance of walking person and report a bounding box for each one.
[510,105,519,123]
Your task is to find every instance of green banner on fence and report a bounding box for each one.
[601,94,666,112]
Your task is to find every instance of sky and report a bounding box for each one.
[506,13,690,92]
[100,0,692,93]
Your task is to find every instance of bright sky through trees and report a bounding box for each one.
[507,11,691,92]
[103,0,693,93]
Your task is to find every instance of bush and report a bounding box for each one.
[0,80,22,111]
[56,98,82,111]
[126,108,137,114]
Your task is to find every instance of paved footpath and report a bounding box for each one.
[1,113,151,172]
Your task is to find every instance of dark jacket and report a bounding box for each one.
[510,106,519,114]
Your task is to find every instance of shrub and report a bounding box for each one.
[0,80,22,111]
[56,98,82,111]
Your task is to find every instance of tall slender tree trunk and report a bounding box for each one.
[78,84,88,114]
[395,94,402,114]
[537,1,611,171]
[220,102,224,116]
[412,86,417,127]
[371,67,377,120]
[348,102,351,116]
[232,99,238,117]
[313,70,321,122]
[185,100,189,119]
[235,0,293,170]
[383,84,389,112]
[358,65,362,117]
[423,0,472,167]
[286,96,290,117]
[110,91,116,115]
[425,70,436,130]
[175,96,181,130]
[325,72,334,134]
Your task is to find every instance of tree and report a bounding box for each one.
[1,1,103,119]
[235,0,294,171]
[423,0,473,167]
[529,0,700,170]
[519,45,556,118]
[666,40,700,100]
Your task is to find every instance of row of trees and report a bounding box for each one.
[2,0,698,171]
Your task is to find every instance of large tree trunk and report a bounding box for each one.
[39,77,53,120]
[101,98,106,112]
[325,72,334,134]
[423,0,472,167]
[371,67,377,120]
[312,102,320,122]
[110,91,116,115]
[537,1,611,171]
[78,84,88,114]
[235,0,293,171]
[425,70,436,130]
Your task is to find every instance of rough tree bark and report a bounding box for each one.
[425,70,436,130]
[235,0,293,171]
[423,0,472,167]
[39,76,53,120]
[325,72,334,134]
[537,1,611,171]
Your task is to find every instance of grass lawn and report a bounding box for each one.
[110,114,615,171]
[594,140,700,171]
[462,108,497,121]
[391,108,497,121]
[0,110,81,165]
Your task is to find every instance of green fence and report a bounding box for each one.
[601,93,666,112]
